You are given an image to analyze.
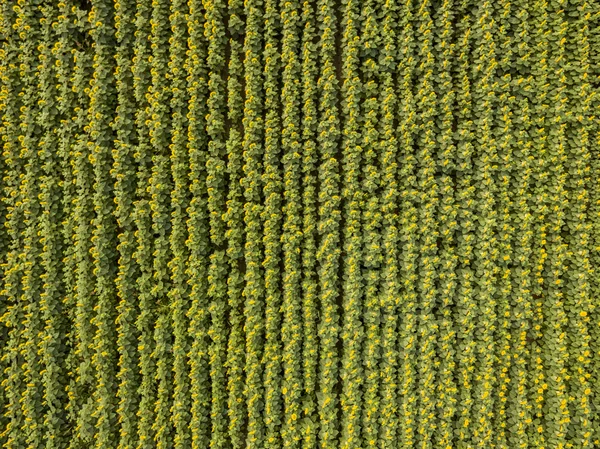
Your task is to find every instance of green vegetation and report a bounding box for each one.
[0,0,599,447]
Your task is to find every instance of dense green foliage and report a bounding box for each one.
[1,0,600,448]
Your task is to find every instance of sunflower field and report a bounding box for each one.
[0,0,599,448]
